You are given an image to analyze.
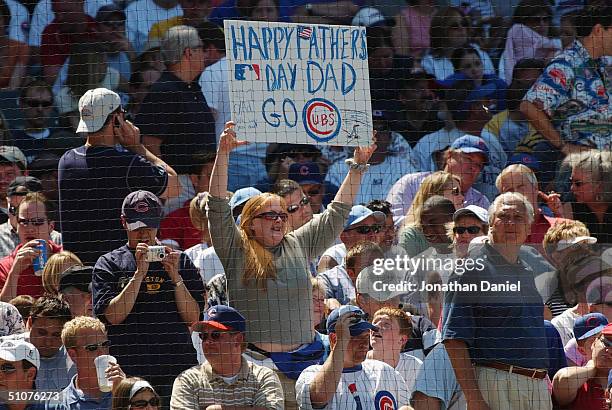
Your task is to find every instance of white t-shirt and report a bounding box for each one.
[395,353,423,396]
[187,245,225,284]
[551,308,580,349]
[422,44,495,81]
[28,0,113,47]
[126,0,182,52]
[325,133,417,205]
[296,359,410,410]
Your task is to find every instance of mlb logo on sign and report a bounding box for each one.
[298,26,312,39]
[235,64,261,81]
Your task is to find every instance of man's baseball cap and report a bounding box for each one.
[76,88,122,133]
[509,153,540,171]
[59,266,94,294]
[453,205,488,224]
[0,146,27,170]
[450,135,489,164]
[603,324,612,337]
[573,313,608,341]
[193,305,246,333]
[344,205,385,230]
[95,4,126,22]
[0,339,40,369]
[288,162,324,185]
[351,7,394,27]
[356,265,405,302]
[228,187,261,211]
[7,176,42,197]
[121,190,163,230]
[327,305,378,336]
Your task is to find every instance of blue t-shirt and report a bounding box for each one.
[45,376,112,410]
[57,145,167,265]
[92,245,205,382]
[442,243,549,370]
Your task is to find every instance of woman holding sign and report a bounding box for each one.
[205,121,375,408]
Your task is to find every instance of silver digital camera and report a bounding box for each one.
[145,245,166,262]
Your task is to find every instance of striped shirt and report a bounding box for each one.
[170,356,284,410]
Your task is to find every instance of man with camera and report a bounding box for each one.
[92,190,205,400]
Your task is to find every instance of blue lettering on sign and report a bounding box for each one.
[306,61,356,95]
[262,98,297,128]
[248,26,268,60]
[265,63,297,91]
[231,25,248,60]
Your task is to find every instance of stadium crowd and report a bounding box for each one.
[0,0,611,409]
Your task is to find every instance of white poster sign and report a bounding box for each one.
[224,20,373,146]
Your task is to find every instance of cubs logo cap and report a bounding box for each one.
[0,339,40,369]
[193,305,246,333]
[76,88,121,133]
[121,190,163,231]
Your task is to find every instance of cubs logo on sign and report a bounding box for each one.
[302,98,342,142]
[374,391,397,410]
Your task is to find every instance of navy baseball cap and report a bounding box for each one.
[326,305,378,336]
[450,135,489,164]
[509,153,540,171]
[573,313,608,341]
[344,205,385,230]
[7,176,42,197]
[288,162,324,185]
[59,266,93,293]
[121,190,163,230]
[229,187,261,211]
[193,305,246,333]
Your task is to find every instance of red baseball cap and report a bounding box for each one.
[602,323,612,337]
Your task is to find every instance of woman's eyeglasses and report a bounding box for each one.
[129,397,160,408]
[81,340,111,352]
[17,217,47,227]
[287,196,310,214]
[0,363,17,374]
[453,226,481,235]
[254,212,288,222]
[346,225,383,235]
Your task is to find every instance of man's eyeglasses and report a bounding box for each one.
[17,217,47,227]
[306,189,320,197]
[453,226,481,235]
[198,331,235,341]
[287,196,310,214]
[23,99,53,108]
[0,363,17,374]
[81,340,111,352]
[254,212,288,222]
[346,225,383,235]
[129,397,160,408]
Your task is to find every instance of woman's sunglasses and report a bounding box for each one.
[453,226,481,235]
[254,212,288,222]
[287,196,310,214]
[130,397,160,408]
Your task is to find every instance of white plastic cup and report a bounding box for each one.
[94,354,116,392]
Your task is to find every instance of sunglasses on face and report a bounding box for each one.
[81,340,111,352]
[254,212,288,222]
[306,189,320,197]
[287,196,310,214]
[198,330,235,341]
[0,363,17,373]
[129,397,160,408]
[23,99,53,108]
[346,225,383,235]
[601,337,612,348]
[453,226,482,235]
[18,217,47,226]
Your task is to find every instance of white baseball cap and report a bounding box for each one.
[76,88,122,133]
[0,339,40,369]
[352,7,394,27]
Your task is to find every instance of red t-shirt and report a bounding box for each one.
[0,241,63,299]
[571,379,607,410]
[40,17,97,68]
[158,200,202,250]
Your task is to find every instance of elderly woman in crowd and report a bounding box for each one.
[562,150,612,244]
[206,121,375,408]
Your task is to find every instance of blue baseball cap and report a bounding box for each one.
[229,187,261,211]
[573,313,608,341]
[327,305,378,336]
[344,205,385,230]
[450,135,489,164]
[288,162,324,185]
[608,369,612,389]
[193,305,246,333]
